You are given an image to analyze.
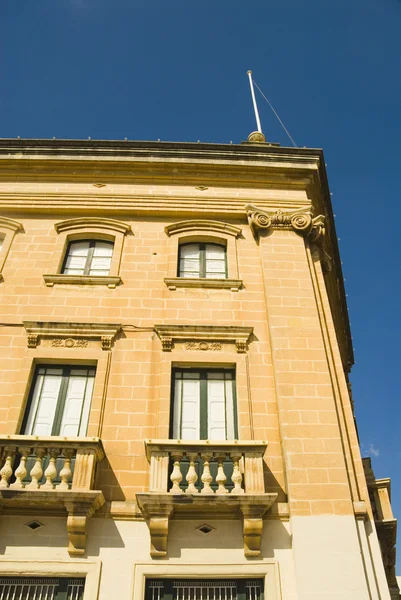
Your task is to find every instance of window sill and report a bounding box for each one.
[43,274,122,288]
[164,277,242,291]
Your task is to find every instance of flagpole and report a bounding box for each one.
[247,70,262,134]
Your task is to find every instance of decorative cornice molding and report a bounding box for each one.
[154,324,253,353]
[23,321,122,351]
[0,216,24,233]
[54,217,132,235]
[165,220,242,238]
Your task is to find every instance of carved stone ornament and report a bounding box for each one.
[245,204,325,241]
[245,204,332,272]
[51,338,89,348]
[184,341,221,351]
[23,321,121,350]
[154,325,253,354]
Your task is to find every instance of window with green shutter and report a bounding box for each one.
[171,369,237,441]
[22,365,96,437]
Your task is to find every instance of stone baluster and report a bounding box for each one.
[10,447,31,489]
[57,449,74,490]
[170,451,184,494]
[42,448,60,490]
[215,453,228,495]
[0,447,16,489]
[185,452,199,494]
[230,452,244,494]
[26,448,46,489]
[200,452,214,495]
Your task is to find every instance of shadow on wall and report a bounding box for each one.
[167,518,292,559]
[0,514,125,556]
[263,462,287,503]
[95,455,126,502]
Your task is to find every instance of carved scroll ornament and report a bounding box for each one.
[245,205,331,272]
[246,204,325,240]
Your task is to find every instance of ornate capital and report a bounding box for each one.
[245,204,325,242]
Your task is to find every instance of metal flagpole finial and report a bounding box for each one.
[246,70,266,143]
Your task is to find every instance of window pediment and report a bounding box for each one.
[154,324,253,353]
[55,217,131,235]
[0,216,24,233]
[165,220,242,238]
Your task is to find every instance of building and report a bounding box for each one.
[0,135,398,599]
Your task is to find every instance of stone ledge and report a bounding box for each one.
[43,274,122,288]
[164,277,243,291]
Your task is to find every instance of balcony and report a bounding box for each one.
[136,440,278,558]
[0,436,105,556]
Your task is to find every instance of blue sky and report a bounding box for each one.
[2,0,400,567]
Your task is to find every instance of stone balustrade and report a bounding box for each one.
[145,440,268,495]
[138,440,278,558]
[0,435,104,491]
[0,436,105,556]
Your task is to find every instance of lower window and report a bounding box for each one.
[0,577,85,600]
[146,579,263,600]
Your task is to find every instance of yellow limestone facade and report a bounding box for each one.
[0,138,398,599]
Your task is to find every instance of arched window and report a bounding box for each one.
[62,239,114,276]
[178,242,227,279]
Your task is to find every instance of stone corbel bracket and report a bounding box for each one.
[245,204,332,272]
[136,493,277,559]
[65,493,105,557]
[23,321,122,351]
[154,324,254,353]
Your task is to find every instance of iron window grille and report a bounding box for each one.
[178,243,227,279]
[62,239,114,276]
[0,577,85,600]
[146,579,264,600]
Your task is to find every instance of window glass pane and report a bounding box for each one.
[225,379,235,439]
[89,241,113,275]
[24,368,63,435]
[92,241,113,256]
[63,241,90,275]
[179,244,201,277]
[59,370,95,437]
[205,244,225,259]
[205,245,226,278]
[207,376,227,440]
[180,377,200,440]
[89,255,112,275]
[68,241,91,256]
[180,244,200,258]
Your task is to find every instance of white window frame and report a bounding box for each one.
[0,561,101,600]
